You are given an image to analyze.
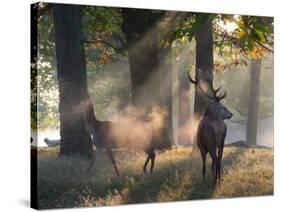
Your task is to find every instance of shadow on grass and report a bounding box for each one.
[37,146,249,209]
[186,147,247,200]
[127,147,247,203]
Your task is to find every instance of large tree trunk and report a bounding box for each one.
[246,59,262,146]
[121,9,160,108]
[194,15,214,117]
[53,4,93,157]
[192,15,214,150]
[121,9,172,148]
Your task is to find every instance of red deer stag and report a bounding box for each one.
[82,99,162,176]
[188,73,233,185]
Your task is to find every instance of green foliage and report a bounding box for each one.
[82,6,126,65]
[82,6,131,120]
[33,4,129,130]
[32,3,59,130]
[214,54,273,118]
[213,14,273,70]
[33,5,274,131]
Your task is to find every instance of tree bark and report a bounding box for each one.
[121,9,161,108]
[246,59,262,146]
[192,15,214,150]
[178,71,192,145]
[194,16,214,118]
[121,9,172,148]
[159,46,174,145]
[53,4,93,157]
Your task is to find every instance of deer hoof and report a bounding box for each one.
[143,166,147,174]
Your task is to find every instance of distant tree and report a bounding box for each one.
[246,59,262,145]
[224,15,273,146]
[53,4,92,157]
[157,12,187,146]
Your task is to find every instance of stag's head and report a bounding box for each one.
[188,72,233,120]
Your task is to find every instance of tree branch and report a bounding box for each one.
[112,33,127,46]
[255,40,274,53]
[86,39,128,57]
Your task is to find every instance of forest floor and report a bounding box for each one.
[36,146,273,209]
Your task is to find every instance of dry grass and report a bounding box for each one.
[36,146,273,209]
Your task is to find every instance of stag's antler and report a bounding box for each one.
[188,71,227,101]
[217,91,227,101]
[187,72,198,85]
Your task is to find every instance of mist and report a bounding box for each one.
[33,11,274,149]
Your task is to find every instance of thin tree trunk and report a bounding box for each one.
[246,59,262,146]
[53,4,93,157]
[178,72,192,145]
[159,45,174,145]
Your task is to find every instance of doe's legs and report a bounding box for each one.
[106,147,119,176]
[143,154,150,174]
[87,147,101,172]
[149,151,156,174]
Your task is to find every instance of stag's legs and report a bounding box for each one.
[200,149,207,180]
[217,146,224,180]
[211,160,215,176]
[209,150,219,185]
[105,147,119,176]
[150,151,156,174]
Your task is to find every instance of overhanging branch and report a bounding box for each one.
[86,39,128,58]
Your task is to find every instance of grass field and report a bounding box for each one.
[36,146,273,209]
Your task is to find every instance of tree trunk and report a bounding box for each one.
[246,59,262,146]
[121,9,160,108]
[121,9,172,148]
[159,46,174,145]
[194,16,214,118]
[178,71,192,145]
[53,4,93,158]
[192,15,214,150]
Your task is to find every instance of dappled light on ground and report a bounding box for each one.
[37,146,273,209]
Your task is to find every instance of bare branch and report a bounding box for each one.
[255,40,274,53]
[86,39,128,58]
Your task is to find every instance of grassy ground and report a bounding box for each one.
[36,146,273,209]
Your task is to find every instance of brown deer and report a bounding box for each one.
[188,73,233,185]
[82,99,162,176]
